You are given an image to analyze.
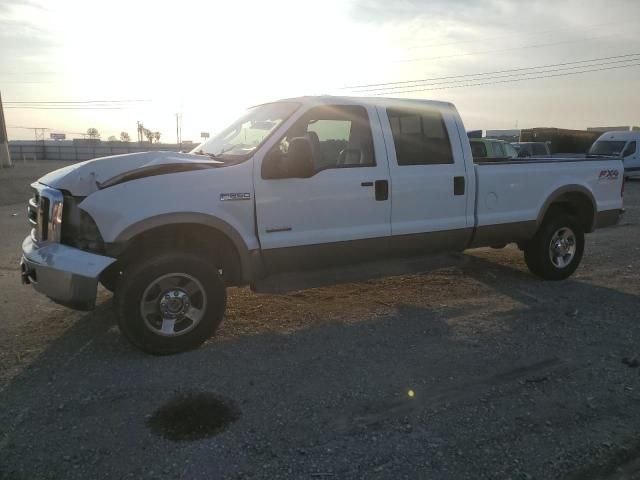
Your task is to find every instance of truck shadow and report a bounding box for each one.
[1,253,640,478]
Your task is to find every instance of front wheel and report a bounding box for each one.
[116,252,226,354]
[524,213,585,280]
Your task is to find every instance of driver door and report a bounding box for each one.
[254,104,391,274]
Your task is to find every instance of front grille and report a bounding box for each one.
[27,184,63,243]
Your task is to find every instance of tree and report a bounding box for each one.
[120,131,130,142]
[86,128,100,139]
[153,131,161,143]
[143,128,154,143]
[107,135,117,142]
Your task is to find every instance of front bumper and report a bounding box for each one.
[20,236,117,310]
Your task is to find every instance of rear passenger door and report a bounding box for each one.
[378,104,473,256]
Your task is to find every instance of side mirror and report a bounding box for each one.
[262,137,315,179]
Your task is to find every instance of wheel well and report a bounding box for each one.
[543,191,595,233]
[117,223,243,286]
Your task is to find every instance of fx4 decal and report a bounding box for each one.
[598,169,619,180]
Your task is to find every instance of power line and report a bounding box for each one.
[353,56,640,94]
[367,62,640,96]
[344,52,640,91]
[5,106,126,110]
[4,99,148,104]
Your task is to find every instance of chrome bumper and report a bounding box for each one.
[20,236,116,310]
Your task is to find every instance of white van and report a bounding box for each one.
[589,131,639,178]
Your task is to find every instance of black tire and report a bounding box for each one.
[99,264,121,293]
[116,252,226,355]
[524,211,585,280]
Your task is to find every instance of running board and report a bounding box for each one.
[251,252,466,294]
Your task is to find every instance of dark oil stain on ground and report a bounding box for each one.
[147,392,240,441]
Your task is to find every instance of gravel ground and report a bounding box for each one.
[1,162,639,479]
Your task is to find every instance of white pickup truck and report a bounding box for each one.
[20,96,624,354]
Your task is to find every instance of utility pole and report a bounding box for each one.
[0,91,12,168]
[136,121,141,142]
[176,113,180,149]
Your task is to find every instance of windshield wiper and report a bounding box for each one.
[192,149,225,161]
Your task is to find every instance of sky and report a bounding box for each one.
[1,0,639,141]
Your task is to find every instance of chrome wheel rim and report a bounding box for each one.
[140,273,207,337]
[548,227,577,269]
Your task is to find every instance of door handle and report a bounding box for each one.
[361,181,373,187]
[453,176,465,196]
[375,180,389,201]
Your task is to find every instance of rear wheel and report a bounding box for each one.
[524,212,584,280]
[116,252,226,354]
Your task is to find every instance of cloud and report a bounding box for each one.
[0,0,58,73]
[349,0,501,24]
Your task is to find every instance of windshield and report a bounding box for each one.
[589,140,627,156]
[192,102,299,159]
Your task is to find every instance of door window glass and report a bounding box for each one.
[387,107,453,165]
[278,105,375,171]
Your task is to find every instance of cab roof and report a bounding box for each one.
[268,95,455,110]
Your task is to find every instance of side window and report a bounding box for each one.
[278,105,375,171]
[470,142,487,158]
[625,141,636,156]
[387,107,453,165]
[504,143,517,158]
[532,143,548,156]
[491,142,504,157]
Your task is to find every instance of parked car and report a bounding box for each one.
[512,141,551,158]
[469,138,518,161]
[588,131,639,179]
[21,96,624,354]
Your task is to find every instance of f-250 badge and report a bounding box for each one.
[598,170,619,180]
[220,192,251,201]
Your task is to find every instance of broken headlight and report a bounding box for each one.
[61,195,105,254]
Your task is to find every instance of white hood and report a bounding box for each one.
[38,151,222,196]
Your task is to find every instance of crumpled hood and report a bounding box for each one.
[38,151,222,196]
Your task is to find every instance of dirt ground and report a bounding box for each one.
[1,161,639,479]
